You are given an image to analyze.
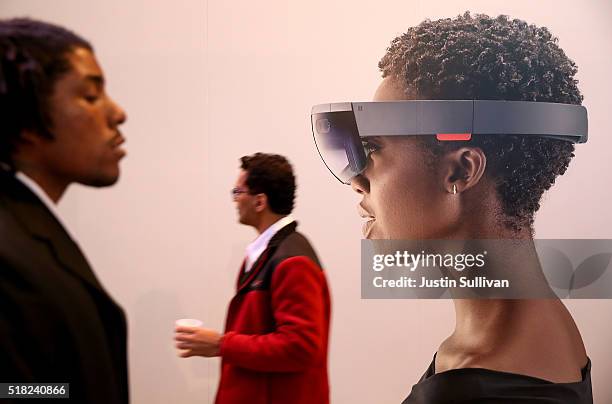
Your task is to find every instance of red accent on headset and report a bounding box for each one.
[436,133,472,141]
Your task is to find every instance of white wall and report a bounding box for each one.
[2,0,611,402]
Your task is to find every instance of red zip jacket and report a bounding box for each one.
[215,222,331,404]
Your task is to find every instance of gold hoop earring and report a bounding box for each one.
[452,184,457,195]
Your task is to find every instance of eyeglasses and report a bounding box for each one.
[231,187,250,199]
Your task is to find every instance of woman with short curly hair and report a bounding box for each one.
[318,12,592,403]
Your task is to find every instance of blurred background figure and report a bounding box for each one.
[175,153,331,404]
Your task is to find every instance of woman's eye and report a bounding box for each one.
[362,140,380,154]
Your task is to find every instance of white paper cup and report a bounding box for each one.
[175,318,203,329]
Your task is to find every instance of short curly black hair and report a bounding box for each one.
[240,153,296,215]
[0,18,92,167]
[378,12,582,233]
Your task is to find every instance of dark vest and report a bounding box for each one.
[236,221,322,294]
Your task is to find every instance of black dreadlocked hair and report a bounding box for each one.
[240,153,296,215]
[0,18,92,167]
[379,12,582,233]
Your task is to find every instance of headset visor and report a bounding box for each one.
[311,100,588,184]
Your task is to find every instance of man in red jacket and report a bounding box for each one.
[175,153,331,404]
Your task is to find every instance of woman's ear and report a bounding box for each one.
[441,147,487,194]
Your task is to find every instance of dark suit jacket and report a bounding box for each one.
[0,171,129,403]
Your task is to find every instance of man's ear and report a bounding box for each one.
[18,129,46,146]
[440,147,487,194]
[254,193,268,213]
[10,129,47,162]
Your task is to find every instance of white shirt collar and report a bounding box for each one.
[244,215,295,272]
[14,171,75,241]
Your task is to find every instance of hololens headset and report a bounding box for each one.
[311,100,588,184]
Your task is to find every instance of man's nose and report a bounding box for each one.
[109,97,127,126]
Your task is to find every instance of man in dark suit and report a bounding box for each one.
[175,153,331,404]
[0,18,129,403]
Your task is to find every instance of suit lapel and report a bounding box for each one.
[235,221,298,294]
[0,172,106,293]
[236,249,270,293]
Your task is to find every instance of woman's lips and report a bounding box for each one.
[358,204,376,238]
